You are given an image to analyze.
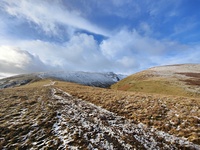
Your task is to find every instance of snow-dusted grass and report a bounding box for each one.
[56,81,200,145]
[0,80,199,149]
[50,87,200,149]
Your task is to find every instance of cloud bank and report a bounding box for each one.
[0,46,50,74]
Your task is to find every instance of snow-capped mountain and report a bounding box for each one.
[0,71,126,89]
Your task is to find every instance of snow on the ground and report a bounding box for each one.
[51,88,200,150]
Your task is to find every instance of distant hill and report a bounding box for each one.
[0,71,126,89]
[111,64,200,97]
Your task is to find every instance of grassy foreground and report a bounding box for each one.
[0,79,199,148]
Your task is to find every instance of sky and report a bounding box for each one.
[0,0,200,78]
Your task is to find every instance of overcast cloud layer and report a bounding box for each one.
[0,0,200,78]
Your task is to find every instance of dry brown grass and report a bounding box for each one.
[0,85,61,149]
[54,80,200,145]
[1,79,199,148]
[111,70,200,98]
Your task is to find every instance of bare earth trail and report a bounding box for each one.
[0,81,200,149]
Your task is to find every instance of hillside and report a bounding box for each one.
[0,79,200,149]
[111,64,200,97]
[0,71,125,89]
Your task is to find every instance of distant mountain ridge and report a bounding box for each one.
[0,71,126,89]
[111,64,200,97]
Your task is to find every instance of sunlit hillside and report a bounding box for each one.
[111,64,200,97]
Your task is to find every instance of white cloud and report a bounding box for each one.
[59,33,113,71]
[100,29,192,71]
[117,56,138,68]
[100,29,135,59]
[2,0,109,36]
[100,29,168,59]
[0,34,116,75]
[0,46,52,74]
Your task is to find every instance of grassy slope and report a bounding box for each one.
[111,70,200,98]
